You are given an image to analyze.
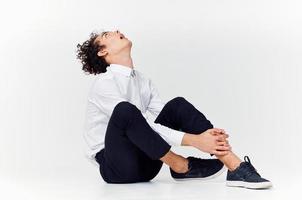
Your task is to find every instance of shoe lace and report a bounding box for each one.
[244,156,261,177]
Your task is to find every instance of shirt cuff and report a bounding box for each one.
[167,128,186,146]
[145,116,186,146]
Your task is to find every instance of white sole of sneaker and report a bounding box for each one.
[226,180,273,189]
[172,165,227,181]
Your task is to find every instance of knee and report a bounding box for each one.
[112,101,139,119]
[172,96,186,102]
[113,101,137,114]
[166,96,187,108]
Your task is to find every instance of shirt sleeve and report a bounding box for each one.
[146,78,186,146]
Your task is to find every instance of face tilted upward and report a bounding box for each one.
[95,29,132,59]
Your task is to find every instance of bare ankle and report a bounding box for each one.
[215,151,242,171]
[160,151,189,173]
[172,157,189,173]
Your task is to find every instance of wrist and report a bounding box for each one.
[181,133,197,146]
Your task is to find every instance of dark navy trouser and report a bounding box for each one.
[95,96,214,183]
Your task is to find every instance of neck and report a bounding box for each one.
[110,51,134,69]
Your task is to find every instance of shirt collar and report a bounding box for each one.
[108,63,135,77]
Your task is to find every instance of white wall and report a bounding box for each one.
[1,0,301,189]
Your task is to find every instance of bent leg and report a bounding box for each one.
[96,101,173,183]
[106,101,171,161]
[155,96,241,170]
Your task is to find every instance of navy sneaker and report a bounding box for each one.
[226,156,272,189]
[170,156,226,181]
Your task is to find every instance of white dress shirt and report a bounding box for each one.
[83,63,186,163]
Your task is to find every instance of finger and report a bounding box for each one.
[220,139,229,144]
[216,141,225,146]
[213,150,229,156]
[217,128,226,134]
[209,130,219,135]
[216,135,228,142]
[212,128,225,134]
[216,145,231,151]
[210,132,216,136]
[218,129,227,135]
[220,134,230,141]
[217,141,229,146]
[211,131,229,138]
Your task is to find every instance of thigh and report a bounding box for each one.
[155,96,214,134]
[99,117,162,183]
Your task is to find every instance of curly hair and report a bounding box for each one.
[76,32,109,75]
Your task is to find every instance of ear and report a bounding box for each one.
[97,49,107,57]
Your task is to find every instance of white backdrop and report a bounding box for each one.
[1,0,301,199]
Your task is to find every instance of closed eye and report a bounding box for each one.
[102,31,109,38]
